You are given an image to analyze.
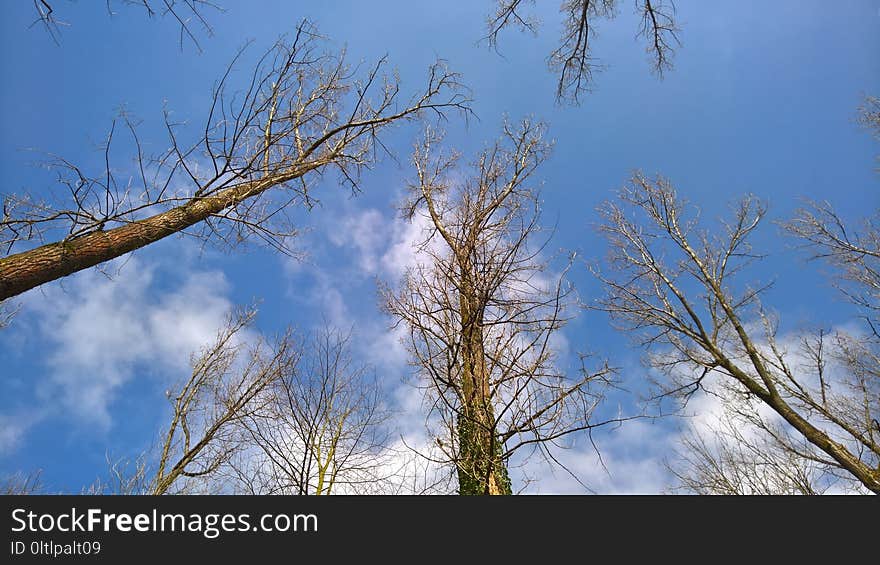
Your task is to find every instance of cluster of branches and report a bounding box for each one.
[85,310,408,495]
[383,120,621,494]
[222,326,396,495]
[34,1,681,105]
[858,96,880,143]
[593,172,880,493]
[2,470,43,494]
[32,0,221,50]
[0,20,469,303]
[486,0,680,103]
[87,307,295,494]
[666,98,880,494]
[7,4,877,496]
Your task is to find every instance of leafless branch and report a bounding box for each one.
[784,201,880,330]
[593,172,880,493]
[32,0,223,51]
[145,305,292,495]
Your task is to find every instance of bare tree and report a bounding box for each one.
[76,306,290,495]
[486,0,680,103]
[146,307,297,495]
[226,326,394,495]
[669,354,875,495]
[384,120,618,495]
[32,0,222,50]
[90,320,402,496]
[0,20,469,302]
[593,173,880,493]
[6,312,282,497]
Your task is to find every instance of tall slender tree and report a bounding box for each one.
[486,0,680,103]
[385,120,616,494]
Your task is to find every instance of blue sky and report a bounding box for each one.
[1,1,878,493]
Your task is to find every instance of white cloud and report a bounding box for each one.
[297,268,353,330]
[512,418,674,494]
[16,255,234,428]
[380,212,436,279]
[297,202,440,373]
[327,208,387,275]
[355,318,410,376]
[323,203,439,281]
[146,271,235,363]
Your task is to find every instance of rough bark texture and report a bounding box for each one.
[0,169,308,301]
[457,273,512,495]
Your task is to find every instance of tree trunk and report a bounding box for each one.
[0,168,311,301]
[456,280,512,495]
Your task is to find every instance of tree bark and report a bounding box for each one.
[0,168,311,301]
[456,276,512,495]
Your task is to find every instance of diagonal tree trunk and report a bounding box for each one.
[0,170,309,301]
